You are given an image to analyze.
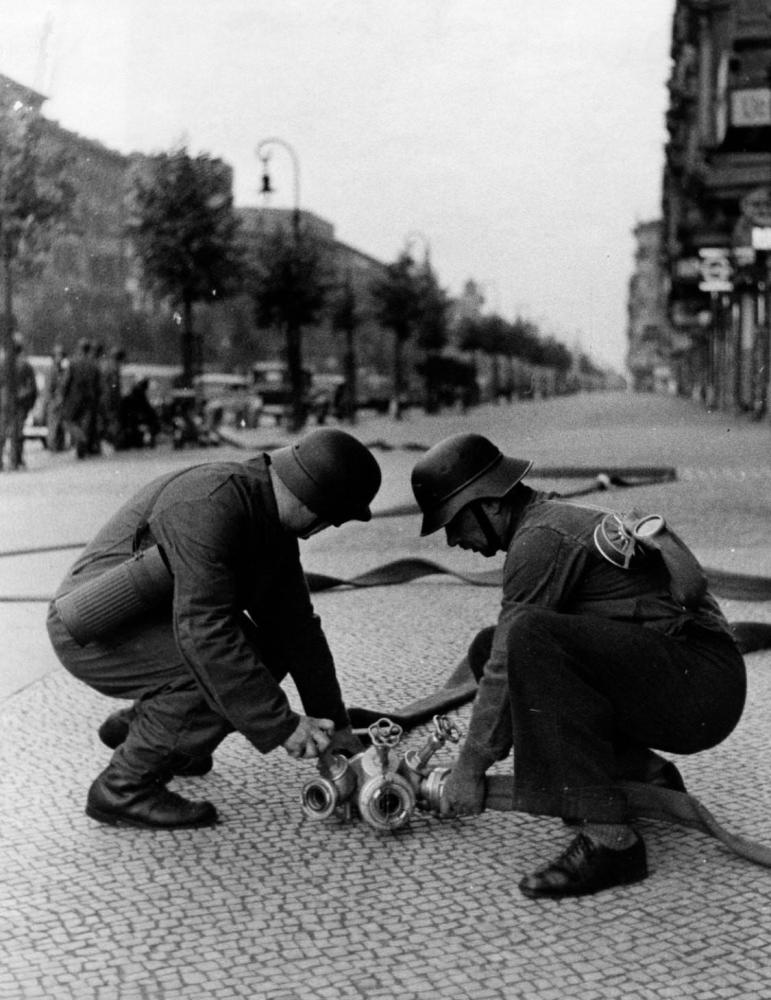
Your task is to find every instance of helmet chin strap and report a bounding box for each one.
[470,501,500,554]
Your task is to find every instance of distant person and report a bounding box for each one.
[118,378,160,449]
[100,347,126,448]
[0,338,38,470]
[91,343,107,454]
[61,338,102,459]
[45,343,69,452]
[46,429,381,830]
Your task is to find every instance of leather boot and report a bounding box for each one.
[158,752,214,778]
[86,764,218,829]
[98,709,214,777]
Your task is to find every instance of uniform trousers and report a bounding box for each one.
[47,605,284,782]
[467,607,746,824]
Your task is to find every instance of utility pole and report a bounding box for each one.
[0,119,18,465]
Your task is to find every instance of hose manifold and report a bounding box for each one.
[300,715,461,832]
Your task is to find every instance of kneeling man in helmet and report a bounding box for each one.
[47,429,381,830]
[411,433,745,899]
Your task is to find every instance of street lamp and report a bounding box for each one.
[256,137,301,237]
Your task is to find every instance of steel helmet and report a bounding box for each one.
[411,433,532,536]
[270,428,381,525]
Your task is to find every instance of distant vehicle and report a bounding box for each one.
[252,361,399,422]
[355,368,391,413]
[120,363,183,416]
[194,372,249,397]
[310,372,351,424]
[193,372,262,431]
[310,369,392,417]
[251,361,312,424]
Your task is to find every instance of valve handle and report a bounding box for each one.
[368,717,403,748]
[432,714,462,744]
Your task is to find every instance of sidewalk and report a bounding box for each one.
[2,393,771,1000]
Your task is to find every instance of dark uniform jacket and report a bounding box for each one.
[464,488,734,767]
[56,455,349,752]
[61,354,101,421]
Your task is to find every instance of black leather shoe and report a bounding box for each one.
[98,711,214,777]
[519,833,648,899]
[86,767,218,829]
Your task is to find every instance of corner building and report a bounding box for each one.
[662,0,771,414]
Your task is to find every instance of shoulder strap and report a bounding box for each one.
[132,464,202,552]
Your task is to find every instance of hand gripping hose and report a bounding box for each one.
[348,652,771,868]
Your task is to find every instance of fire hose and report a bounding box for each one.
[3,460,771,864]
[301,713,771,868]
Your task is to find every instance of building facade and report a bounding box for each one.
[626,220,677,392]
[1,71,393,377]
[661,0,771,413]
[0,72,133,352]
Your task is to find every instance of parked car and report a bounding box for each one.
[355,368,392,413]
[313,368,395,415]
[251,361,312,425]
[193,372,262,432]
[120,363,183,423]
[309,372,345,423]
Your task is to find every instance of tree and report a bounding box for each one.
[249,222,329,431]
[369,251,422,419]
[415,354,477,412]
[126,146,242,387]
[508,316,543,363]
[329,274,360,424]
[0,101,75,456]
[414,262,451,412]
[459,313,510,401]
[538,336,574,374]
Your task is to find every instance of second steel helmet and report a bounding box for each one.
[270,428,381,526]
[411,433,532,536]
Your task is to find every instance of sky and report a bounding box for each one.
[1,0,674,371]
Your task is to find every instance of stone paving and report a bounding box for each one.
[2,393,771,999]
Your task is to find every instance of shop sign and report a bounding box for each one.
[752,227,771,251]
[698,248,733,292]
[741,188,771,227]
[675,257,701,281]
[733,246,756,267]
[731,88,771,127]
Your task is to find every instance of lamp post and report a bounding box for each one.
[255,138,306,430]
[404,229,431,267]
[256,137,301,238]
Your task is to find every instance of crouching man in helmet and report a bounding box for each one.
[47,428,381,830]
[411,433,745,899]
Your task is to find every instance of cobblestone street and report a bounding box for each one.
[2,392,771,1000]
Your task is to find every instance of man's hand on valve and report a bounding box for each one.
[438,758,487,818]
[327,724,365,758]
[282,715,335,760]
